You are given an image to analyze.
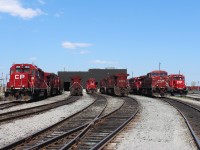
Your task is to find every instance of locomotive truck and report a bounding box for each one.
[5,63,62,101]
[168,74,188,96]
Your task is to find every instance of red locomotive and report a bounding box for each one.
[187,86,200,91]
[100,73,129,96]
[86,78,97,94]
[70,76,83,96]
[140,70,169,97]
[128,76,144,94]
[44,73,63,96]
[99,78,107,94]
[168,74,188,96]
[5,63,63,101]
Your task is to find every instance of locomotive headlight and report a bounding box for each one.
[31,77,34,80]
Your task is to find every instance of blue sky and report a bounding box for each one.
[0,0,200,85]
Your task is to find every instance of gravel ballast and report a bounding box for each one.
[0,91,70,114]
[101,95,124,116]
[106,95,197,150]
[170,96,200,107]
[0,93,125,148]
[0,92,95,148]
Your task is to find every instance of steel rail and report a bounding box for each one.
[0,101,23,110]
[91,108,139,150]
[1,95,97,150]
[163,98,200,149]
[61,96,139,150]
[60,98,126,150]
[0,95,78,123]
[25,94,108,150]
[169,97,200,112]
[26,124,88,150]
[185,95,200,101]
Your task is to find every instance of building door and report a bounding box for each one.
[64,82,70,91]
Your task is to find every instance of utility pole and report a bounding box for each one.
[159,62,161,71]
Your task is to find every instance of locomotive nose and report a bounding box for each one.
[156,79,167,88]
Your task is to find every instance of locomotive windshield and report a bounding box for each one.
[15,66,31,73]
[173,76,184,80]
[16,68,23,73]
[151,73,159,76]
[160,73,167,76]
[151,72,167,77]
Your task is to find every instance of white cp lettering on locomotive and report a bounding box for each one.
[15,74,25,79]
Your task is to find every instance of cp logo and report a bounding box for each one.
[15,74,25,79]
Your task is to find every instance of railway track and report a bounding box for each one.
[0,101,24,110]
[185,95,200,101]
[2,95,139,150]
[70,96,138,149]
[163,98,200,149]
[0,96,79,123]
[2,94,107,149]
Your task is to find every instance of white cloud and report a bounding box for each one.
[0,0,44,19]
[62,41,93,49]
[91,59,118,65]
[38,0,45,5]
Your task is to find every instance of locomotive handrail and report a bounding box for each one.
[28,80,34,93]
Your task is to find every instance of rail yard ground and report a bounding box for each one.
[105,95,197,150]
[0,92,199,149]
